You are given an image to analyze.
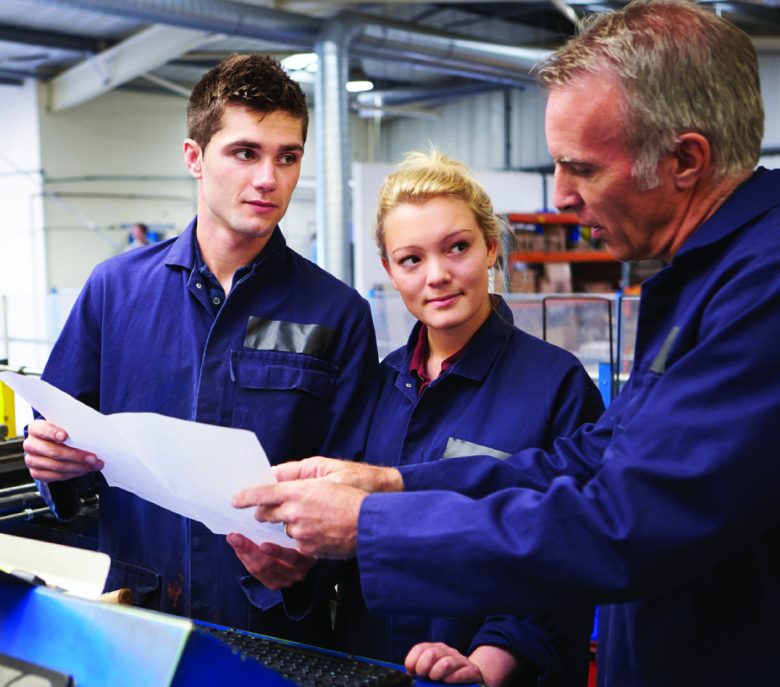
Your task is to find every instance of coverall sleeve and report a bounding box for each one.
[399,413,615,497]
[469,610,592,687]
[358,257,780,618]
[465,365,602,685]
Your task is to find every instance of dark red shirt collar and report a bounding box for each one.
[409,323,465,395]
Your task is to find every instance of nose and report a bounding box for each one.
[426,256,451,287]
[251,159,277,192]
[552,168,582,213]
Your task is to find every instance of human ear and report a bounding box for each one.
[183,139,203,179]
[381,256,399,291]
[485,238,498,269]
[671,133,711,190]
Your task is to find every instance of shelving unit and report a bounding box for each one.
[503,212,622,293]
[509,250,614,263]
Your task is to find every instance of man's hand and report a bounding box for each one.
[273,457,404,494]
[226,533,315,590]
[24,419,104,482]
[233,480,367,559]
[404,643,483,685]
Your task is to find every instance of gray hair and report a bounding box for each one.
[536,0,763,190]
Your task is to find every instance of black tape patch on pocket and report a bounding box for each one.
[244,317,339,360]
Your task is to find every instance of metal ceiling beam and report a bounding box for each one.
[48,24,216,111]
[26,0,550,86]
[27,0,320,49]
[549,0,583,28]
[0,23,104,53]
[0,71,25,86]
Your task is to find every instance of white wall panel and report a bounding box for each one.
[759,53,780,150]
[378,85,551,171]
[0,81,48,367]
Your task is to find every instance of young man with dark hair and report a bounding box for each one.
[24,54,378,645]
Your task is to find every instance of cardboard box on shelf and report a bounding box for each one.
[510,267,537,293]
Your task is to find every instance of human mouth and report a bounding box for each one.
[245,200,277,214]
[426,293,461,308]
[590,225,606,241]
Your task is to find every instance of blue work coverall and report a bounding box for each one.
[339,298,605,685]
[356,168,780,685]
[38,219,378,644]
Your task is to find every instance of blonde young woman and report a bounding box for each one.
[336,150,604,686]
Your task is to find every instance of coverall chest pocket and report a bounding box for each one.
[230,349,338,463]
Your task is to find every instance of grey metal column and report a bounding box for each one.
[314,19,357,284]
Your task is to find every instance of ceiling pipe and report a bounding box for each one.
[356,83,501,108]
[353,15,550,72]
[351,40,538,89]
[27,0,550,89]
[311,10,547,280]
[314,20,360,284]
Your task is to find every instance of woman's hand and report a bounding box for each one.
[404,643,483,685]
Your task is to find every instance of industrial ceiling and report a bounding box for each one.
[0,0,779,114]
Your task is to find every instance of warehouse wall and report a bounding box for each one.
[33,87,381,292]
[380,52,780,172]
[38,87,193,291]
[759,52,780,168]
[377,85,549,171]
[0,80,47,367]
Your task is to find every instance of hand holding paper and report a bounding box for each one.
[1,371,291,547]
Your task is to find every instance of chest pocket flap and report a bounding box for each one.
[230,349,336,399]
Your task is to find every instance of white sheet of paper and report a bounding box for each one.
[0,532,110,599]
[0,371,290,547]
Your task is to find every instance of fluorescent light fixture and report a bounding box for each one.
[346,80,374,93]
[282,53,374,93]
[281,52,318,72]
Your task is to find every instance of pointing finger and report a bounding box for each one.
[232,483,286,509]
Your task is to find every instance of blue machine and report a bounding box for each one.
[0,571,293,686]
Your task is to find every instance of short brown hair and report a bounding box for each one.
[188,54,309,150]
[536,0,763,189]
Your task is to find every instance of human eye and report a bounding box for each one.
[234,148,255,161]
[398,254,421,268]
[278,152,300,166]
[569,163,595,178]
[555,160,595,178]
[449,240,470,255]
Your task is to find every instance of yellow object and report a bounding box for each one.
[0,380,16,438]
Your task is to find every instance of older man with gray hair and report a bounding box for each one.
[235,1,780,683]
